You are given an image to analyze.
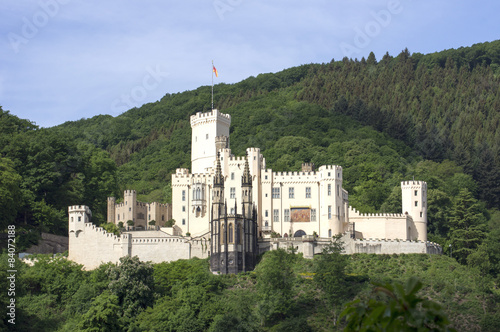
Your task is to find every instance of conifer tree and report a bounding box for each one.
[448,189,487,264]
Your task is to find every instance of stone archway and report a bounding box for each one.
[293,230,306,237]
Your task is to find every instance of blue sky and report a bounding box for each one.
[1,0,499,128]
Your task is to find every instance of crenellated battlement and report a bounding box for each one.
[348,206,405,218]
[124,190,136,195]
[401,180,427,187]
[68,205,92,214]
[190,109,231,126]
[84,222,122,241]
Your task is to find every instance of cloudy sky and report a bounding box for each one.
[1,0,499,128]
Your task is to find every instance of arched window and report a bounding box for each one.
[196,187,201,200]
[229,223,234,243]
[328,229,332,238]
[221,224,225,244]
[237,224,242,244]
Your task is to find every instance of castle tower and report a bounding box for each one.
[190,109,231,174]
[242,154,253,220]
[212,152,225,219]
[107,197,116,224]
[401,181,427,241]
[124,190,137,229]
[68,205,92,236]
[215,135,229,152]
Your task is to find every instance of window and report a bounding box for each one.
[265,175,268,180]
[311,209,316,221]
[289,187,295,199]
[328,229,332,237]
[149,206,151,211]
[273,209,279,222]
[328,184,331,196]
[162,215,165,221]
[117,215,120,221]
[206,134,209,139]
[182,190,186,201]
[328,172,331,177]
[129,207,131,212]
[265,210,268,217]
[328,206,332,219]
[415,201,418,207]
[415,190,418,196]
[148,214,151,220]
[306,187,311,198]
[337,185,340,196]
[229,224,233,243]
[182,219,185,225]
[78,216,81,222]
[71,217,74,222]
[420,212,423,218]
[231,172,235,180]
[272,187,280,199]
[284,209,290,222]
[237,225,242,244]
[338,206,340,217]
[230,187,236,199]
[182,206,186,212]
[231,208,235,214]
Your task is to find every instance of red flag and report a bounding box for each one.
[213,65,218,77]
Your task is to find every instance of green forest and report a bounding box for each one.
[1,40,500,330]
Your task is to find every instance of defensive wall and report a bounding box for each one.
[259,234,442,258]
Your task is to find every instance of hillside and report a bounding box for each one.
[2,251,499,331]
[1,40,500,279]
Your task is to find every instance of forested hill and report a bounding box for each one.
[1,40,499,264]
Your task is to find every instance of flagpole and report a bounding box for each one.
[211,60,214,110]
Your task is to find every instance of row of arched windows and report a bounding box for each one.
[219,223,243,244]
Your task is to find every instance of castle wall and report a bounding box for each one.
[348,206,409,240]
[69,222,130,270]
[259,234,442,257]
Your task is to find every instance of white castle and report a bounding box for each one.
[68,109,441,270]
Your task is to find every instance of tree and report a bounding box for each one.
[0,157,23,229]
[165,218,175,227]
[341,277,456,331]
[254,249,296,326]
[101,223,120,236]
[78,291,122,331]
[106,256,154,319]
[448,189,487,264]
[313,235,362,324]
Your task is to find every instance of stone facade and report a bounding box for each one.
[107,190,171,229]
[68,108,441,271]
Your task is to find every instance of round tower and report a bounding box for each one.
[401,181,427,241]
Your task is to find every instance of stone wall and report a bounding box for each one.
[25,233,69,254]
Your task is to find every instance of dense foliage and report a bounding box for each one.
[3,251,499,331]
[0,40,499,329]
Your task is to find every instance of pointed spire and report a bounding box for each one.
[242,152,252,186]
[214,151,224,187]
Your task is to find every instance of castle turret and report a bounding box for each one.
[212,152,225,219]
[190,109,231,174]
[124,190,137,229]
[68,205,92,235]
[401,181,427,241]
[242,154,253,219]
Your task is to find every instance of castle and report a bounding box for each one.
[68,109,441,271]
